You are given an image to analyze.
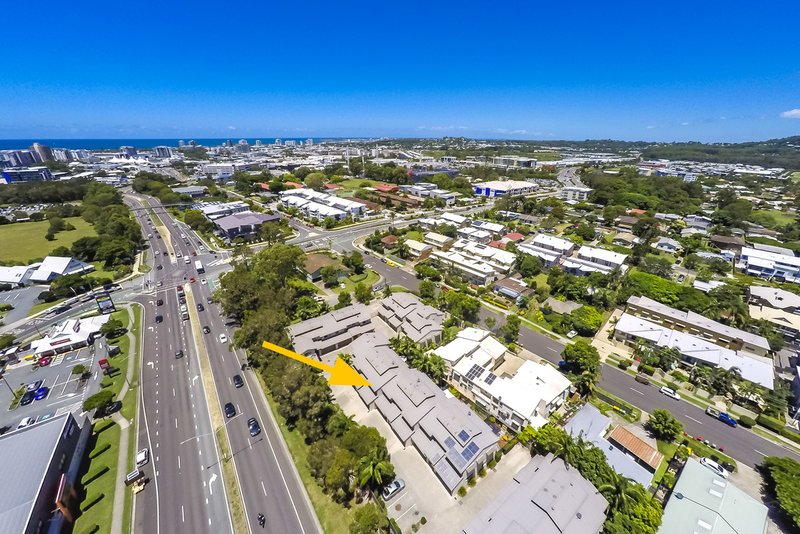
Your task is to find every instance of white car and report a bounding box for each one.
[219,334,228,344]
[201,278,207,285]
[699,457,729,479]
[16,417,36,430]
[660,386,681,401]
[136,448,150,468]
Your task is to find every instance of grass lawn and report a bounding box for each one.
[0,217,97,264]
[335,269,380,293]
[653,440,678,485]
[90,262,118,282]
[261,387,354,534]
[790,171,800,183]
[405,230,425,242]
[72,420,121,534]
[337,178,382,190]
[532,273,549,292]
[751,209,796,229]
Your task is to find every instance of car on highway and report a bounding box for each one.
[155,315,163,324]
[16,417,36,430]
[156,265,163,270]
[206,297,213,304]
[203,326,211,334]
[154,251,159,256]
[20,391,35,406]
[699,457,729,479]
[382,479,405,501]
[34,387,49,400]
[248,418,261,437]
[660,386,681,401]
[219,334,228,344]
[201,278,207,285]
[136,448,150,468]
[157,299,164,306]
[157,281,163,287]
[175,350,184,359]
[196,303,204,312]
[233,375,244,388]
[26,380,43,392]
[224,402,236,418]
[634,374,650,385]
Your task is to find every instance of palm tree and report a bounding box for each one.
[550,431,578,468]
[357,448,393,499]
[690,364,712,389]
[711,366,742,397]
[573,369,599,397]
[598,472,642,514]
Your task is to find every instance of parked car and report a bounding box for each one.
[16,417,36,430]
[248,418,261,437]
[233,375,244,388]
[136,448,150,468]
[699,457,729,479]
[224,402,236,418]
[38,356,52,367]
[34,387,49,401]
[566,330,578,339]
[20,391,35,406]
[26,380,43,392]
[382,479,406,501]
[659,386,681,400]
[94,400,122,418]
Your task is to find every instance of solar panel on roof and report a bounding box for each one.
[484,373,497,385]
[458,430,470,442]
[444,436,455,448]
[465,364,483,380]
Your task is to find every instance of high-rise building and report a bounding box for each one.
[284,140,296,146]
[305,138,314,146]
[238,139,248,146]
[178,140,186,147]
[3,150,38,167]
[71,149,90,161]
[254,140,263,147]
[52,148,74,162]
[31,143,53,162]
[274,139,282,145]
[189,140,197,147]
[119,146,137,157]
[152,146,174,158]
[225,140,233,147]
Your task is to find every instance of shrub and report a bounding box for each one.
[479,467,486,477]
[468,477,476,487]
[420,517,427,525]
[640,364,655,376]
[738,416,756,428]
[758,414,786,434]
[458,486,467,497]
[618,359,631,370]
[780,428,800,445]
[666,380,682,392]
[671,370,689,382]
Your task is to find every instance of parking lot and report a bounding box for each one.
[0,345,101,432]
[0,285,46,325]
[333,384,533,533]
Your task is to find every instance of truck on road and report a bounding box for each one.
[705,407,738,427]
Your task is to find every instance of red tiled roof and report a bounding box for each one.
[381,235,398,245]
[607,425,663,470]
[627,208,647,215]
[504,232,525,241]
[256,182,271,190]
[375,184,399,192]
[489,240,506,250]
[284,181,304,189]
[324,183,341,190]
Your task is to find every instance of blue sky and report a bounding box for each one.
[1,1,799,142]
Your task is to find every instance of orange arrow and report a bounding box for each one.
[261,341,370,387]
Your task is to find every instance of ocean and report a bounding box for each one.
[0,138,346,150]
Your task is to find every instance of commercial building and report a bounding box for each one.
[31,315,110,356]
[452,358,572,431]
[517,234,575,266]
[450,239,516,274]
[349,333,498,494]
[197,201,251,220]
[0,413,92,534]
[152,146,175,158]
[625,295,771,357]
[213,212,280,240]
[2,167,55,182]
[287,304,374,357]
[658,458,768,534]
[430,250,496,285]
[473,180,537,197]
[462,453,608,534]
[560,186,593,202]
[565,404,655,486]
[613,313,774,389]
[30,256,94,284]
[491,156,537,168]
[738,246,800,283]
[377,293,445,345]
[171,185,208,198]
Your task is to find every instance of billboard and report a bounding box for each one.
[94,291,117,315]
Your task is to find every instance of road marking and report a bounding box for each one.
[175,418,178,429]
[181,505,185,522]
[262,480,267,496]
[397,502,417,520]
[754,449,767,456]
[686,416,703,424]
[629,387,645,395]
[178,455,181,469]
[173,388,176,397]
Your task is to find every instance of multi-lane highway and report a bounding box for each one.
[129,194,320,534]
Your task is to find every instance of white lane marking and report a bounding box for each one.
[209,472,217,495]
[261,480,267,496]
[686,416,703,424]
[178,455,181,469]
[175,418,178,429]
[397,503,418,520]
[754,449,767,456]
[181,505,185,523]
[173,388,176,397]
[629,387,645,395]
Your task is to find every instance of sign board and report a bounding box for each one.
[98,358,110,371]
[125,469,144,486]
[94,291,116,315]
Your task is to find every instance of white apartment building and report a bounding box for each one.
[562,245,628,275]
[450,239,516,274]
[431,250,496,285]
[457,227,492,244]
[517,234,575,267]
[560,186,593,203]
[738,247,800,283]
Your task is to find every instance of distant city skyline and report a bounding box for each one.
[2,1,798,143]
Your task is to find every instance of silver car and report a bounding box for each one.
[382,479,405,501]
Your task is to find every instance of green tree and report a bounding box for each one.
[349,503,389,534]
[516,254,543,278]
[347,251,365,274]
[647,409,683,442]
[354,282,372,303]
[357,447,394,498]
[304,172,326,190]
[562,340,600,393]
[100,318,124,339]
[569,305,603,336]
[502,314,521,343]
[183,209,213,232]
[259,221,288,245]
[762,456,800,531]
[83,390,115,412]
[320,266,340,288]
[599,471,643,514]
[336,291,352,309]
[418,279,436,300]
[638,255,674,279]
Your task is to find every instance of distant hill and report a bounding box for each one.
[640,136,800,169]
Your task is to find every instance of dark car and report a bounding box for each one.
[156,299,164,306]
[94,400,122,418]
[20,391,35,406]
[196,304,204,312]
[224,402,236,418]
[26,380,43,392]
[634,374,651,385]
[156,264,163,270]
[233,375,244,388]
[156,235,162,239]
[176,284,183,292]
[206,297,213,304]
[203,326,211,334]
[248,418,261,437]
[179,297,186,304]
[155,315,163,324]
[175,350,184,359]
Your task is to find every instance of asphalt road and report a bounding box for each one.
[130,198,233,534]
[135,195,321,534]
